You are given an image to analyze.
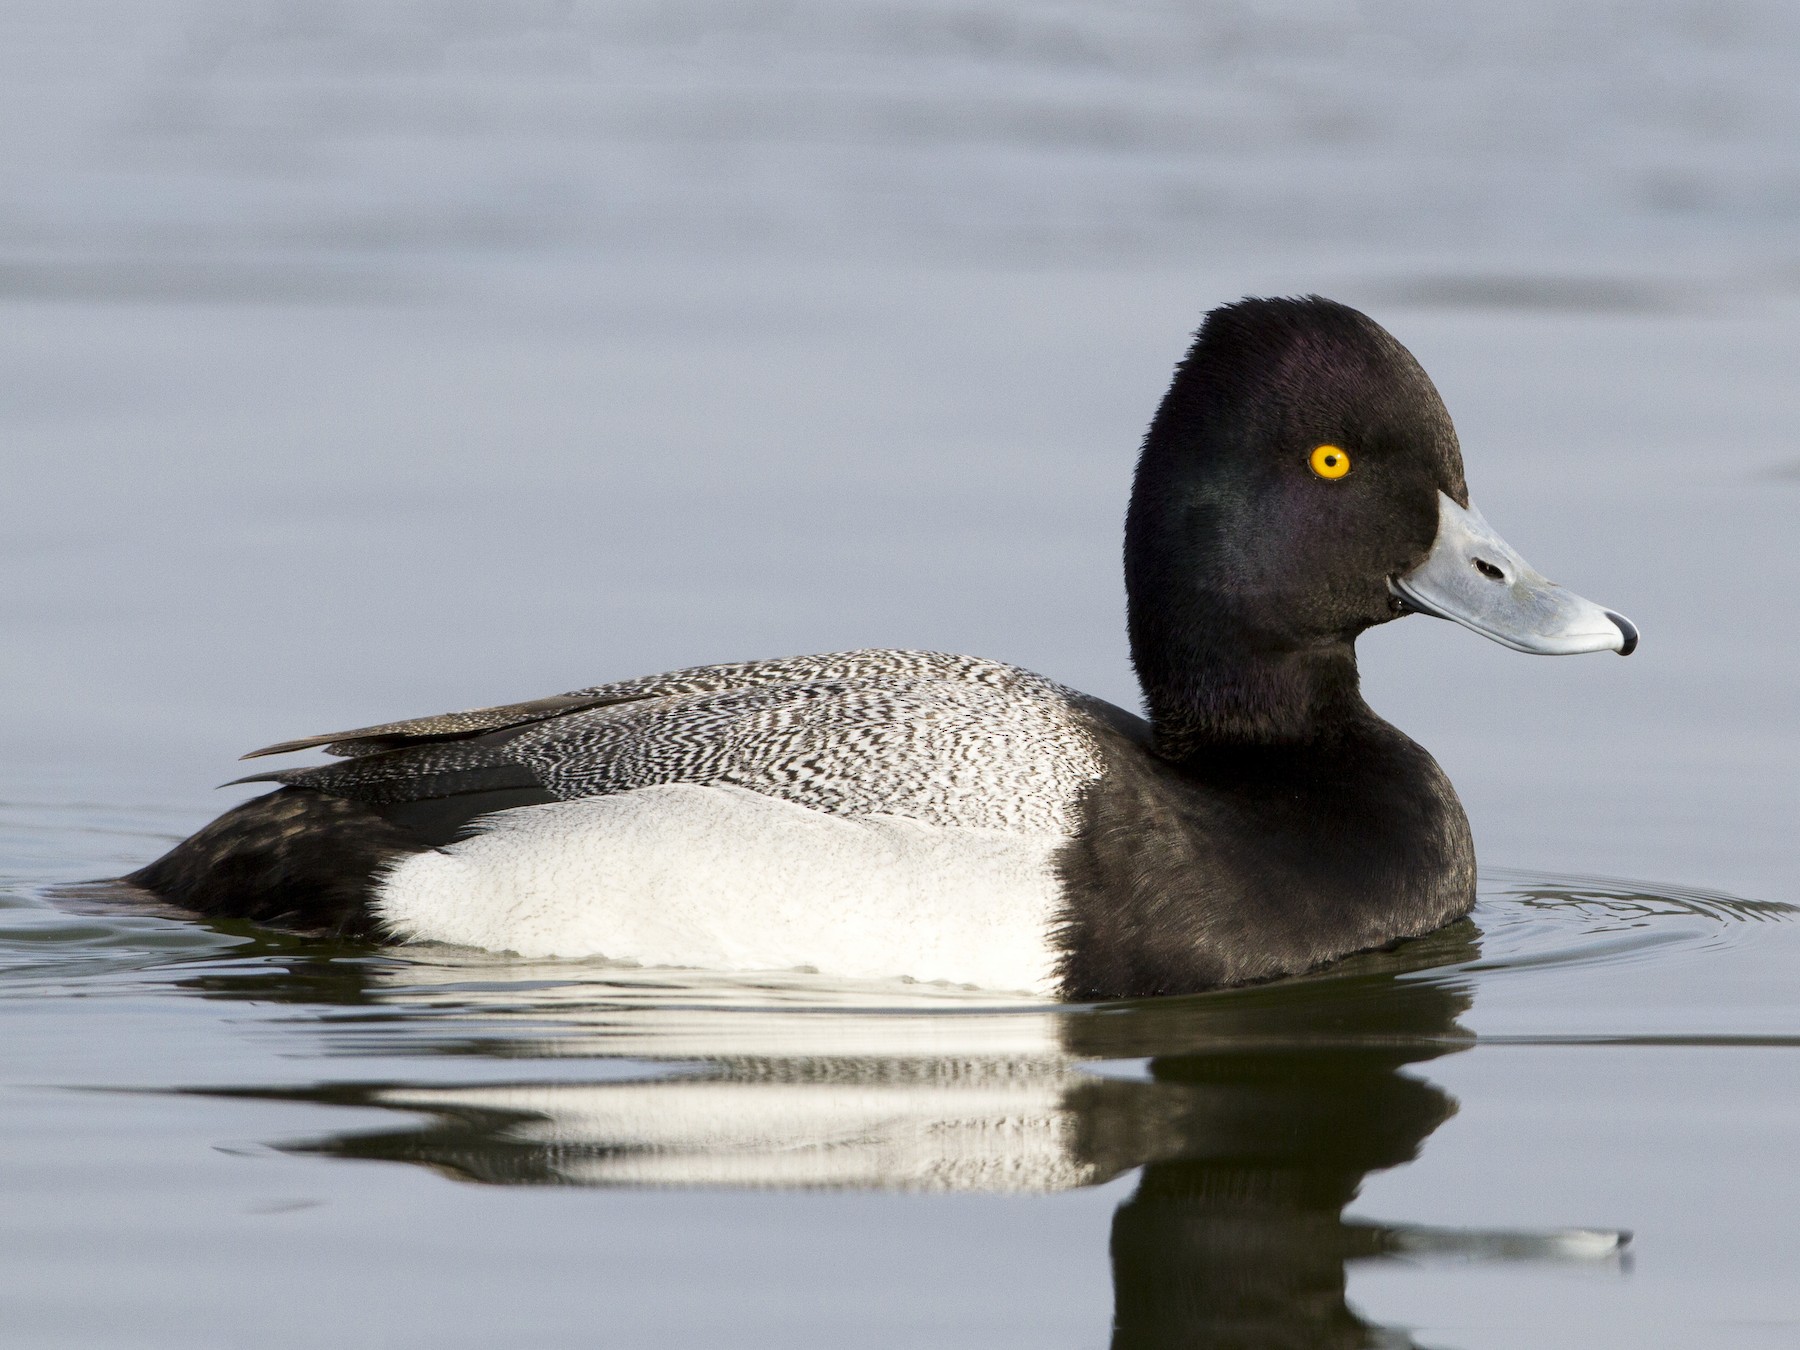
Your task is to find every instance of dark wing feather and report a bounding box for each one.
[238,651,1022,762]
[239,737,560,846]
[240,692,645,760]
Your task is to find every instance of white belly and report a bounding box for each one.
[373,784,1066,996]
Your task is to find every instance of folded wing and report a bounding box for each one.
[238,651,1118,835]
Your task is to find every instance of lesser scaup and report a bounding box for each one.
[120,296,1635,998]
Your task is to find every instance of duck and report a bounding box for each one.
[120,296,1637,1000]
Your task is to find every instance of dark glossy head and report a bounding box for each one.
[1126,297,1469,728]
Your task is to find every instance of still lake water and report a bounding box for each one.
[4,848,1799,1346]
[4,2,1800,1346]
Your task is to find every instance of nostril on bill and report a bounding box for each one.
[1471,556,1506,581]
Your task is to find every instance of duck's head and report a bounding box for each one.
[1127,296,1634,739]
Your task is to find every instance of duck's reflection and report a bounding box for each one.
[1072,988,1467,1349]
[186,919,1623,1346]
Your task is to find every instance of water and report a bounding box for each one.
[4,851,1798,1346]
[3,3,1799,1346]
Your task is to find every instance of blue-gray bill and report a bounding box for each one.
[1392,493,1637,656]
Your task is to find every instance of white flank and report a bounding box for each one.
[374,785,1065,995]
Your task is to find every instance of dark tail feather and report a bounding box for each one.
[126,788,429,940]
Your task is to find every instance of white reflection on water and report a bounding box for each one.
[115,870,1783,1217]
[6,822,1796,1343]
[149,880,1692,1347]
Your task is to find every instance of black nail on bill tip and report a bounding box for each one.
[1605,611,1639,656]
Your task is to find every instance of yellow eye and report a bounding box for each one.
[1309,444,1351,479]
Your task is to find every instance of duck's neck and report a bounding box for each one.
[1132,637,1370,761]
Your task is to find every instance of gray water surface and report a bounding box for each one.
[3,850,1798,1348]
[4,3,1799,1347]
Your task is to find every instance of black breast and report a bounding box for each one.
[1052,716,1474,1000]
